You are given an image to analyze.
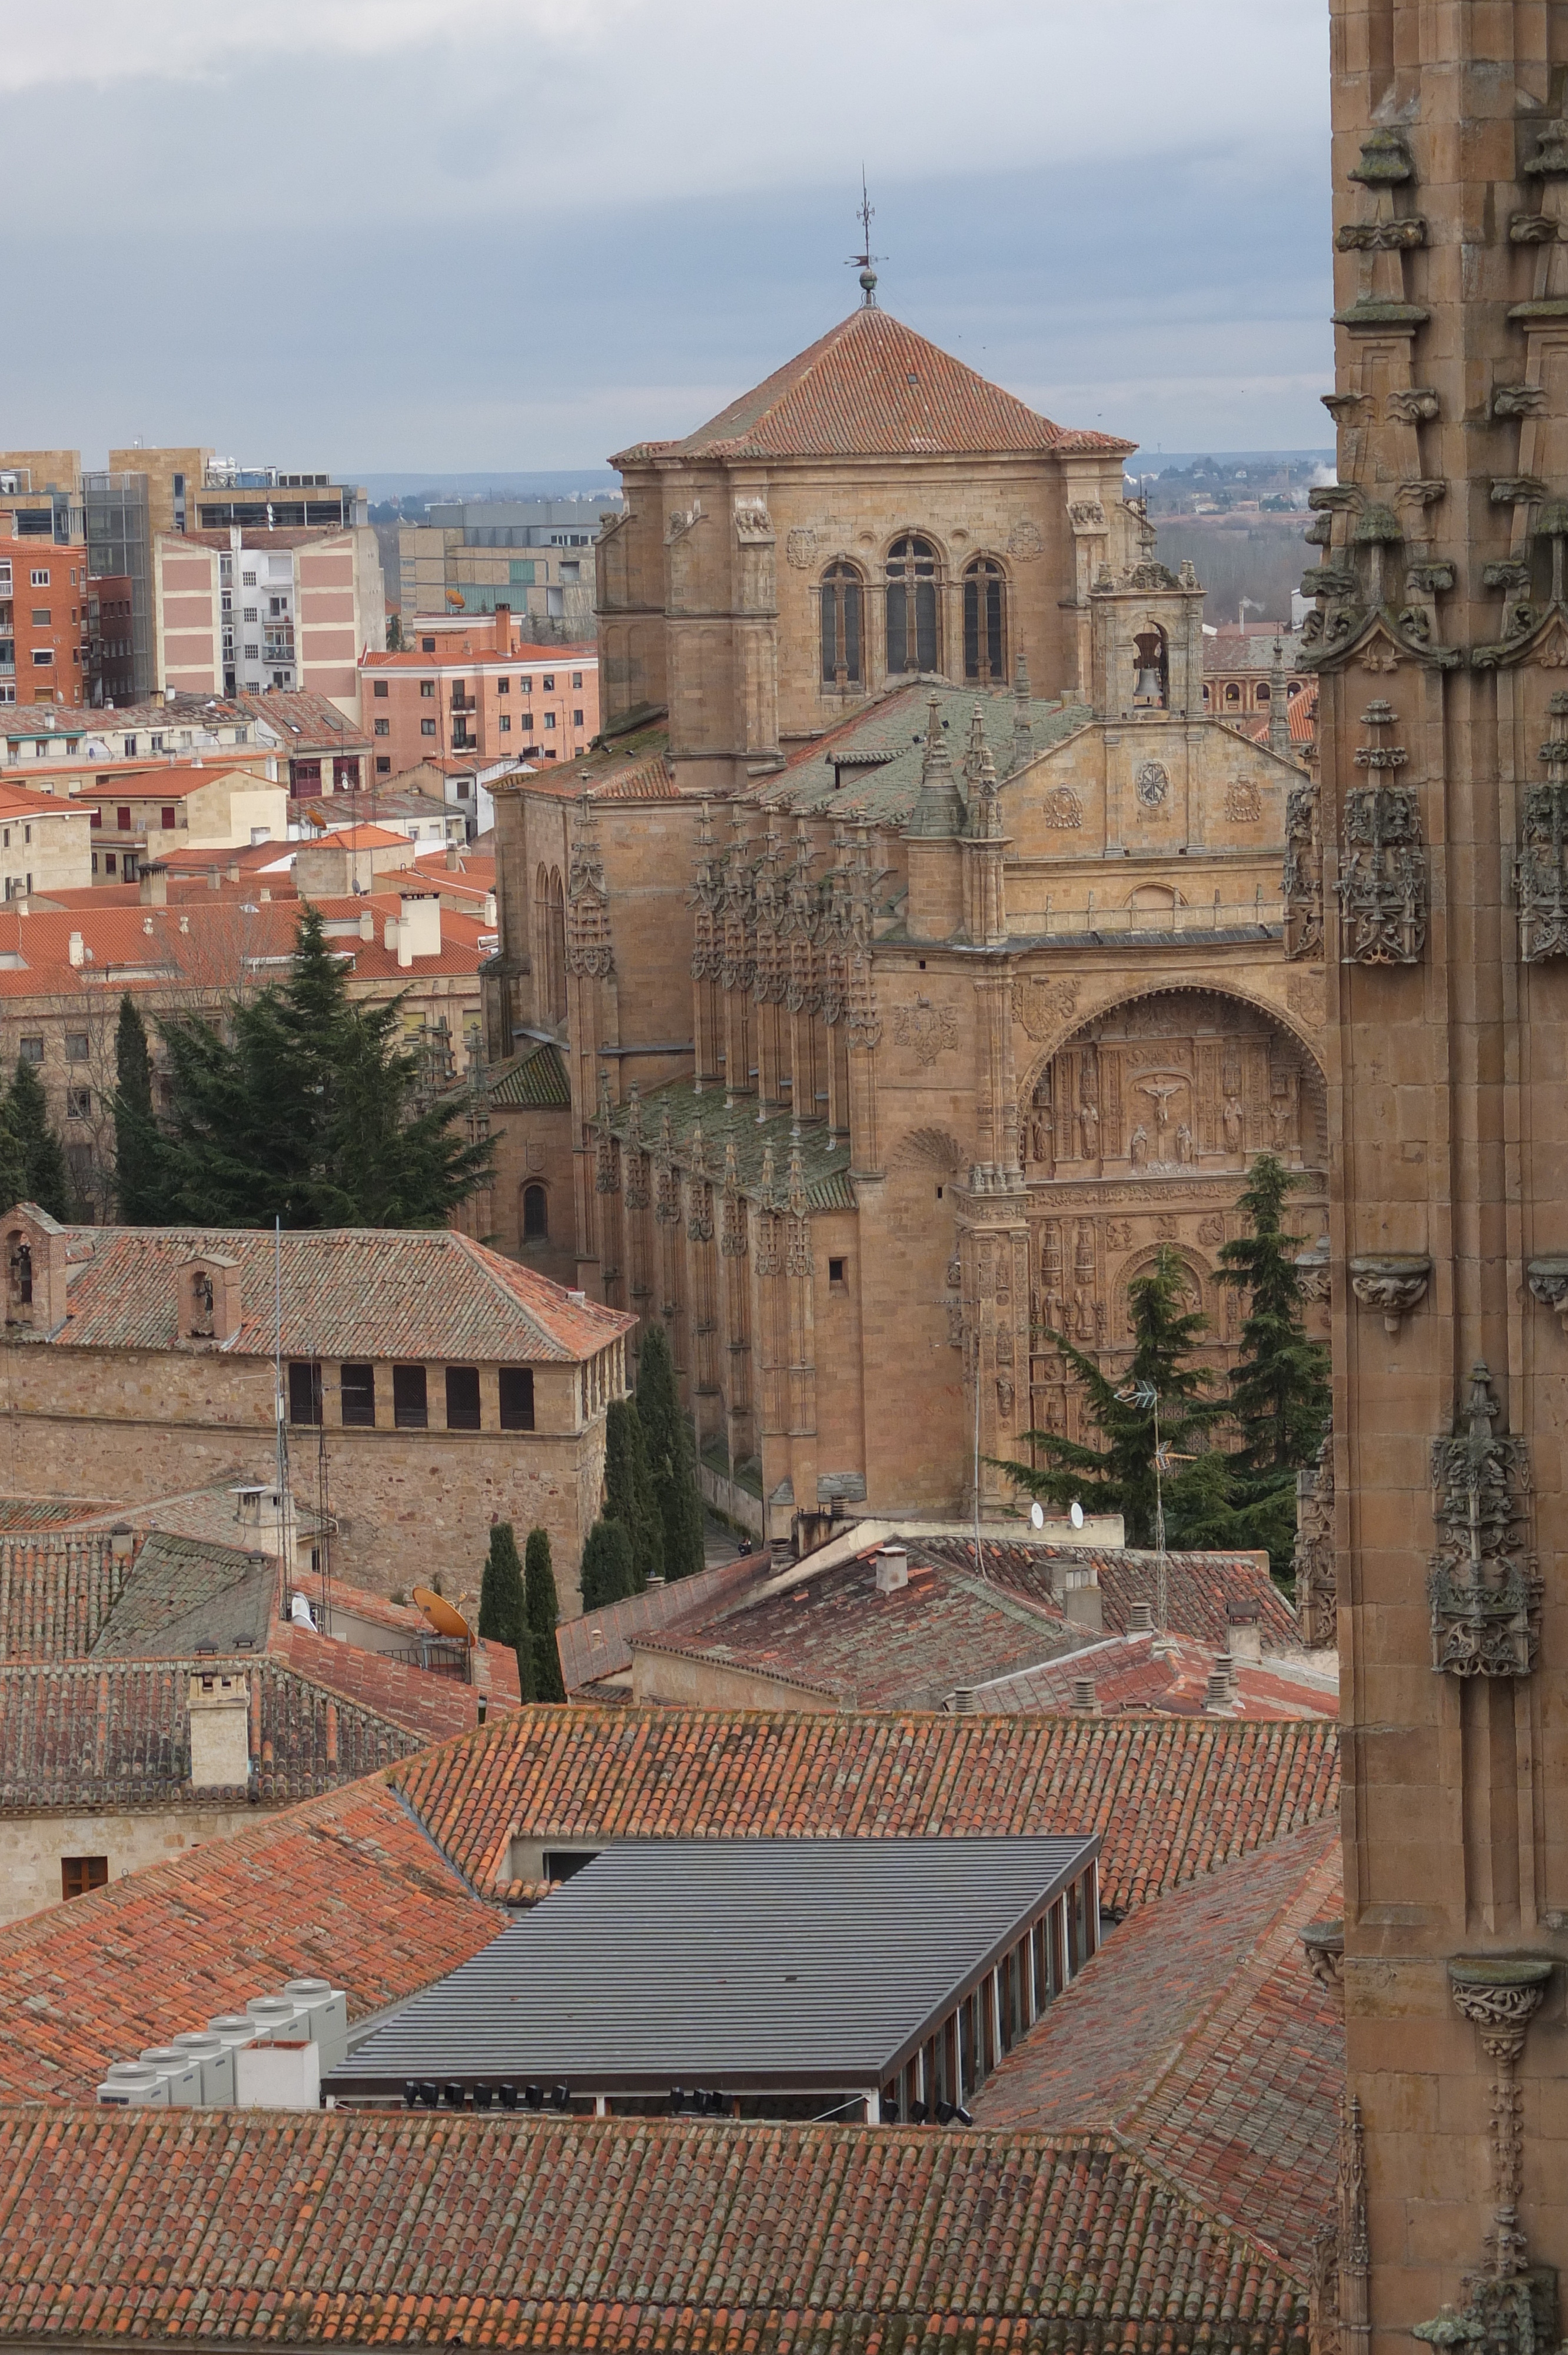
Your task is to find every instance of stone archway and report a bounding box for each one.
[1021,985,1328,1455]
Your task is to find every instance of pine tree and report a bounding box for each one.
[112,995,164,1223]
[155,904,493,1227]
[603,1397,663,1589]
[478,1520,533,1702]
[580,1518,635,1610]
[5,1059,70,1219]
[992,1246,1221,1546]
[524,1526,566,1701]
[386,614,404,652]
[1216,1153,1331,1475]
[635,1322,706,1579]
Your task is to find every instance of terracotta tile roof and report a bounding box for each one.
[232,690,370,753]
[0,1497,117,1531]
[0,1654,444,1815]
[481,1041,572,1109]
[0,778,95,821]
[974,1822,1343,2271]
[0,1529,129,1660]
[974,1630,1337,1722]
[559,1551,768,1692]
[634,1550,1084,1709]
[388,1704,1340,1917]
[12,1215,633,1364]
[915,1536,1301,1653]
[627,306,1136,463]
[84,1530,273,1659]
[71,761,265,801]
[0,2108,1313,2348]
[0,1778,497,2101]
[763,681,1089,826]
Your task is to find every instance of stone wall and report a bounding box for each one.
[0,1803,275,1928]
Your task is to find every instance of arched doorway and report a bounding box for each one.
[1020,986,1327,1453]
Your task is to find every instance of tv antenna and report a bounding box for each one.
[848,170,882,307]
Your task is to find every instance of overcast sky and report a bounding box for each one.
[4,0,1333,475]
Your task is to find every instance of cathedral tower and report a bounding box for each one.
[1313,6,1568,2350]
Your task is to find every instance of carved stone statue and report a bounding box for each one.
[1078,1094,1099,1157]
[1175,1122,1192,1166]
[1222,1095,1244,1153]
[1073,1286,1095,1341]
[1129,1124,1149,1170]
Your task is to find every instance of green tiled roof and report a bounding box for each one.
[598,1077,853,1212]
[486,1043,571,1110]
[760,684,1089,826]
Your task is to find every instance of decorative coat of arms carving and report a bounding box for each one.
[1041,785,1083,829]
[785,528,815,569]
[1225,780,1263,822]
[1135,760,1169,807]
[1006,517,1043,560]
[892,998,960,1064]
[1011,975,1080,1041]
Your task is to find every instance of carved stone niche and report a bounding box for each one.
[1301,1919,1345,2001]
[1348,1251,1431,1335]
[1526,1255,1568,1327]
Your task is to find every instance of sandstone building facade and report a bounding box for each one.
[0,1208,631,1604]
[1309,6,1568,2354]
[482,296,1324,1538]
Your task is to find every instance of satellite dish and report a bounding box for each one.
[414,1586,472,1642]
[1069,1501,1085,1530]
[1029,1501,1045,1531]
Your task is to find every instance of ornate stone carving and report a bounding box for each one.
[1338,705,1426,964]
[594,1073,620,1196]
[1012,974,1079,1040]
[733,500,773,544]
[1301,1918,1345,1998]
[1294,1432,1336,1647]
[892,998,960,1064]
[1348,1251,1431,1335]
[785,528,815,569]
[1387,386,1441,421]
[566,799,615,979]
[1515,695,1568,961]
[1526,1255,1568,1325]
[1067,500,1105,533]
[1006,517,1042,560]
[1225,780,1263,822]
[1410,1958,1556,2354]
[1135,759,1169,808]
[1287,966,1327,1023]
[1427,1364,1537,1680]
[1041,784,1083,829]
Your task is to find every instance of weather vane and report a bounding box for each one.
[847,168,882,307]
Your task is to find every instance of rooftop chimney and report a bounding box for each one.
[1226,1604,1263,1662]
[1205,1656,1237,1713]
[493,602,511,656]
[1072,1674,1100,1716]
[874,1545,909,1594]
[951,1686,977,1714]
[139,865,168,907]
[358,905,374,941]
[1128,1600,1154,1633]
[188,1670,250,1790]
[67,930,85,968]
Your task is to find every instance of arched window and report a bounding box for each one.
[962,557,1007,684]
[819,561,863,686]
[885,536,940,675]
[1224,682,1242,707]
[534,864,567,1024]
[1256,683,1271,704]
[1132,625,1168,709]
[522,1183,549,1242]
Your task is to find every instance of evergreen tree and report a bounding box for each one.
[5,1058,70,1219]
[635,1322,706,1580]
[602,1397,662,1589]
[1216,1153,1331,1475]
[579,1517,635,1611]
[478,1520,533,1701]
[386,614,404,652]
[0,1098,24,1212]
[992,1246,1221,1547]
[524,1525,566,1701]
[112,995,164,1223]
[155,904,493,1227]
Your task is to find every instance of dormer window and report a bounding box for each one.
[190,1269,215,1339]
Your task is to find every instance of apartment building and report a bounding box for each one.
[80,763,290,878]
[361,606,598,780]
[0,778,94,896]
[397,496,613,639]
[0,538,92,709]
[0,452,85,550]
[154,523,383,717]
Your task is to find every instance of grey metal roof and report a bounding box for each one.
[330,1835,1097,2097]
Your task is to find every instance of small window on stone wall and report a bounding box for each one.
[393,1364,428,1429]
[446,1364,481,1431]
[820,561,863,686]
[340,1363,376,1427]
[288,1360,323,1426]
[62,1856,108,1900]
[499,1366,536,1432]
[522,1182,549,1242]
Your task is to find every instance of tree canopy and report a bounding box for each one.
[113,996,163,1223]
[138,905,492,1229]
[524,1527,566,1701]
[602,1397,661,1590]
[478,1520,534,1703]
[580,1518,635,1611]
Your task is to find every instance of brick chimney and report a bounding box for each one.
[188,1670,250,1789]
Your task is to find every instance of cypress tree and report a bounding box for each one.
[992,1246,1221,1547]
[524,1526,566,1701]
[112,995,164,1223]
[579,1518,635,1611]
[603,1397,663,1589]
[478,1520,533,1701]
[635,1322,706,1580]
[5,1058,70,1219]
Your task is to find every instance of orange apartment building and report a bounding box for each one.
[0,538,91,709]
[361,606,598,781]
